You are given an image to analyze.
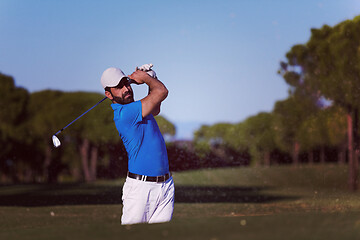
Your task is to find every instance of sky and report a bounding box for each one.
[1,0,360,139]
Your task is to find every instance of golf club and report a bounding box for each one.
[52,97,107,148]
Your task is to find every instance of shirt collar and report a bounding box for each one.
[111,103,122,110]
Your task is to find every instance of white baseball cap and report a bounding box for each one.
[100,67,127,89]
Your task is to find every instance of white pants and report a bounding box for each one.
[121,176,175,225]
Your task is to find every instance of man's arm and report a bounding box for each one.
[147,87,161,116]
[151,103,161,116]
[128,70,168,118]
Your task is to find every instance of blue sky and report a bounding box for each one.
[1,0,360,139]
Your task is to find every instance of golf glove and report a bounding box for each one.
[136,63,157,78]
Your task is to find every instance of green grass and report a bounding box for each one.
[1,164,360,239]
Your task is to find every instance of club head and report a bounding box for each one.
[52,135,61,148]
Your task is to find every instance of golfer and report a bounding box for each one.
[101,65,174,225]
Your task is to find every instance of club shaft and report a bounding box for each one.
[54,97,107,136]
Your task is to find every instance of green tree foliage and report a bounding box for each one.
[242,112,276,166]
[0,74,29,137]
[193,123,243,165]
[277,42,322,165]
[194,123,235,151]
[273,94,319,165]
[193,119,275,166]
[26,91,119,182]
[155,115,176,138]
[325,106,347,147]
[280,16,360,190]
[50,92,118,182]
[27,90,65,182]
[298,106,347,150]
[222,123,248,153]
[194,124,223,159]
[298,106,347,164]
[0,73,29,182]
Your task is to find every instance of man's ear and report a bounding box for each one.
[105,90,113,100]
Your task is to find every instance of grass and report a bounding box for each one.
[0,164,360,239]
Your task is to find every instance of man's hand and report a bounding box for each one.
[136,63,153,71]
[128,70,153,85]
[135,63,157,79]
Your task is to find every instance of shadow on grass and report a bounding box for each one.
[175,186,298,203]
[0,184,299,207]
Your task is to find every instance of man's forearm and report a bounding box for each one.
[147,87,162,116]
[130,69,168,118]
[144,76,168,103]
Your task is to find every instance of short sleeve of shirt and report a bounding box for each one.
[113,101,142,126]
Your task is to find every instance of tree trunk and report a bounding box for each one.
[309,151,314,165]
[80,138,91,182]
[0,173,8,183]
[293,142,300,165]
[44,143,52,182]
[338,143,346,165]
[354,108,359,186]
[263,151,270,167]
[70,167,81,182]
[347,107,358,191]
[320,147,325,164]
[90,145,98,181]
[354,108,359,188]
[24,168,33,183]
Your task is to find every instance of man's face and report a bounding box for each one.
[106,78,134,104]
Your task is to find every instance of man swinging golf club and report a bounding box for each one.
[101,64,174,225]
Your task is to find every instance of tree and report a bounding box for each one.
[28,90,115,182]
[193,122,249,166]
[0,73,29,182]
[277,41,322,166]
[272,94,319,165]
[155,115,176,140]
[194,123,228,161]
[280,16,360,190]
[50,92,118,182]
[297,106,347,164]
[193,125,213,159]
[242,112,277,166]
[27,90,65,182]
[325,106,348,164]
[297,110,328,164]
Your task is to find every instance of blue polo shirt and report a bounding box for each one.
[111,101,169,177]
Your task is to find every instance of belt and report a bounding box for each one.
[127,172,171,183]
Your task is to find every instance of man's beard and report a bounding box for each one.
[112,91,134,104]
